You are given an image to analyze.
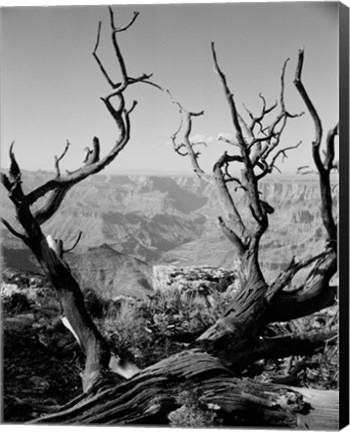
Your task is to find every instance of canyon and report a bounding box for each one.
[1,170,336,297]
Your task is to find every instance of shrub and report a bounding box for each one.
[2,292,32,315]
[84,288,108,319]
[101,289,220,368]
[168,389,222,427]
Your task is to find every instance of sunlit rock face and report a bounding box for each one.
[153,265,240,306]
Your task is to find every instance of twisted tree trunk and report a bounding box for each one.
[2,8,339,429]
[31,351,339,429]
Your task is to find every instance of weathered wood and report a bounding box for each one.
[293,387,339,430]
[2,12,339,429]
[0,8,151,394]
[32,351,338,429]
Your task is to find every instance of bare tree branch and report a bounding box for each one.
[211,42,267,244]
[218,216,246,256]
[213,151,247,238]
[1,172,12,193]
[33,186,74,225]
[259,93,278,116]
[266,249,331,301]
[250,59,303,175]
[218,135,240,148]
[229,330,337,371]
[9,142,22,181]
[211,43,247,151]
[163,44,338,377]
[1,143,27,207]
[0,7,149,393]
[23,14,145,210]
[248,132,279,150]
[270,141,302,166]
[297,165,318,175]
[165,89,212,183]
[108,8,139,90]
[62,231,83,254]
[244,94,278,136]
[55,140,71,177]
[1,217,28,243]
[294,48,337,246]
[93,21,115,88]
[324,124,338,171]
[256,141,302,181]
[279,58,290,112]
[294,48,323,173]
[109,8,139,33]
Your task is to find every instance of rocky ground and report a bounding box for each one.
[2,265,339,424]
[2,274,82,422]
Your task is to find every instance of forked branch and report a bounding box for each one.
[21,10,146,217]
[266,249,332,301]
[211,42,273,248]
[1,143,27,209]
[294,48,323,172]
[93,21,115,88]
[166,90,212,183]
[55,141,70,177]
[1,7,150,393]
[294,48,337,247]
[1,217,28,243]
[229,330,337,371]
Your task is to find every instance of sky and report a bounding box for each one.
[1,1,339,176]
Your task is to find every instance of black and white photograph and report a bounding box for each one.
[0,1,349,428]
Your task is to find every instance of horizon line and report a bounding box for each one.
[0,166,328,179]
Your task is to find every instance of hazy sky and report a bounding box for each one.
[1,2,339,175]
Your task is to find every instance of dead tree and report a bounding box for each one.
[1,7,152,393]
[2,10,339,428]
[166,45,338,364]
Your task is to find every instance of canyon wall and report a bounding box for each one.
[2,171,335,289]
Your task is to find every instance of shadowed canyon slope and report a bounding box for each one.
[67,244,153,299]
[2,170,336,288]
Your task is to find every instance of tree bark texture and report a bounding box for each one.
[32,351,338,429]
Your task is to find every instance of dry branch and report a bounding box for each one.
[55,141,71,177]
[228,330,337,371]
[166,91,211,183]
[166,46,338,382]
[63,231,83,254]
[1,7,149,393]
[294,49,323,172]
[325,124,338,171]
[1,217,28,243]
[294,48,337,246]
